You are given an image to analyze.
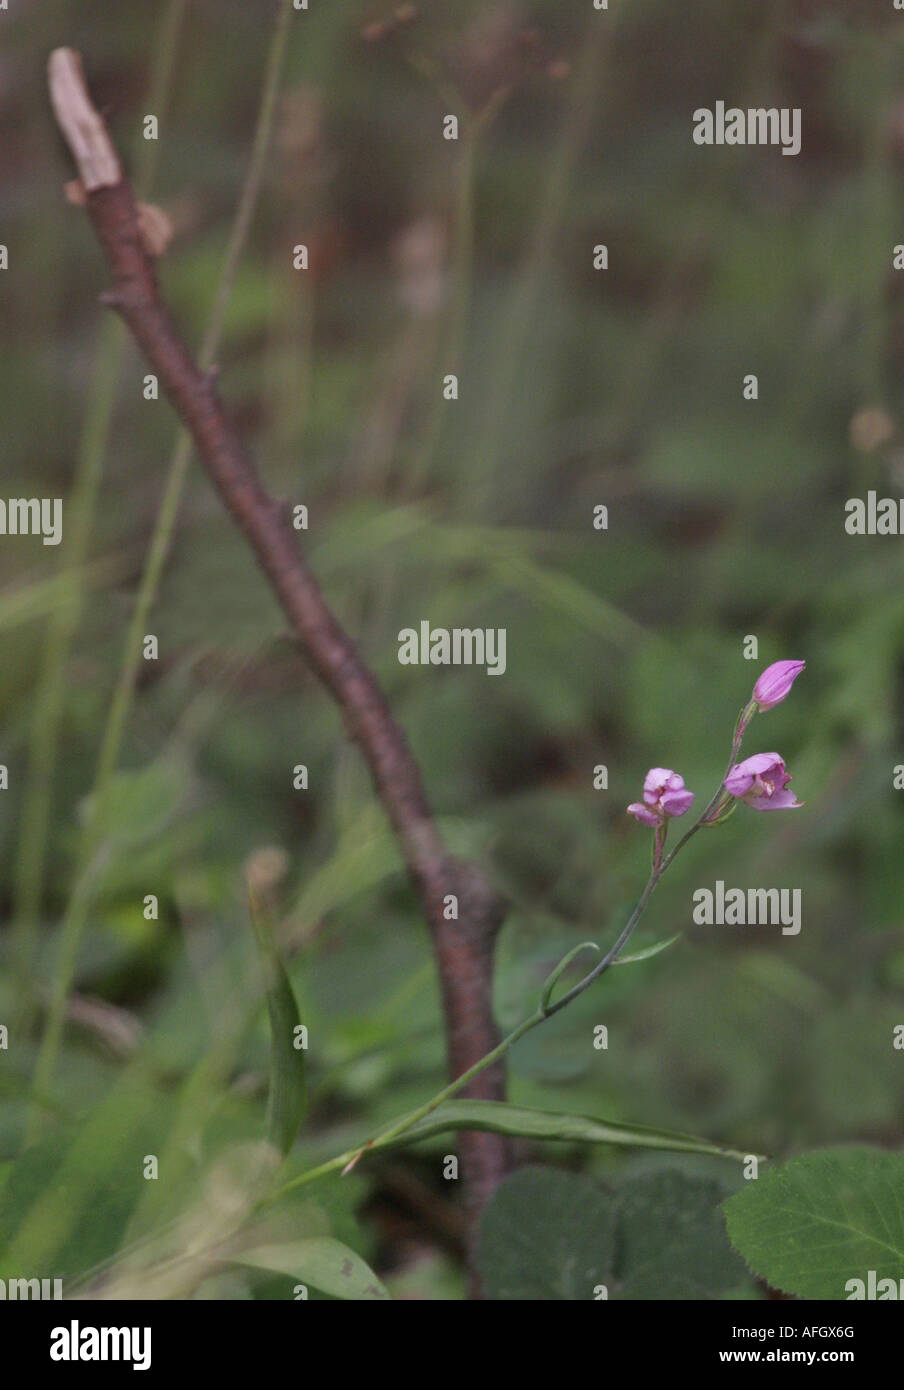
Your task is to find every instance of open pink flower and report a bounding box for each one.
[724,753,802,811]
[753,660,805,711]
[627,768,694,826]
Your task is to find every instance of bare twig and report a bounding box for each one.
[46,47,511,1269]
[48,49,120,189]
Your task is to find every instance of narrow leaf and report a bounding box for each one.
[249,891,306,1155]
[613,932,682,966]
[539,941,599,1011]
[375,1098,753,1162]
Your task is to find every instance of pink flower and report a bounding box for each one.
[724,753,802,811]
[627,768,695,826]
[753,660,805,711]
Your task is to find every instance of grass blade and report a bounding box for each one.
[248,889,306,1155]
[374,1099,754,1163]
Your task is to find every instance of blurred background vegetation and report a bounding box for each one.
[2,0,904,1298]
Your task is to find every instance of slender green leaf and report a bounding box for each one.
[249,895,306,1155]
[377,1099,752,1161]
[614,932,682,966]
[539,940,599,1011]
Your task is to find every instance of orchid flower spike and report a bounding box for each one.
[724,752,802,811]
[753,660,805,711]
[627,768,695,827]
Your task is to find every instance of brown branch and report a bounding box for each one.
[48,47,510,1275]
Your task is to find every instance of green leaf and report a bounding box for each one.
[538,940,599,1011]
[249,895,306,1155]
[613,932,683,966]
[379,1098,752,1161]
[79,760,188,846]
[479,1167,750,1301]
[614,1171,747,1299]
[0,1078,173,1279]
[723,1147,904,1299]
[478,1168,616,1299]
[234,1239,390,1301]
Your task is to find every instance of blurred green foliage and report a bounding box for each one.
[2,0,904,1297]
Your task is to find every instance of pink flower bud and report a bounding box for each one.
[753,660,805,711]
[627,768,695,826]
[724,752,802,811]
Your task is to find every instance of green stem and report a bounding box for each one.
[660,698,755,873]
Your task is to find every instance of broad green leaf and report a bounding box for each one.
[614,1171,747,1299]
[723,1147,904,1300]
[234,1239,390,1301]
[378,1098,751,1161]
[249,895,306,1155]
[478,1168,615,1300]
[479,1168,749,1301]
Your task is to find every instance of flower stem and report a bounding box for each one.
[269,693,759,1199]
